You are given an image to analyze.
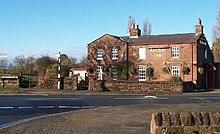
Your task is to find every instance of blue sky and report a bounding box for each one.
[0,0,219,61]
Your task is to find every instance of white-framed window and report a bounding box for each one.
[171,47,180,58]
[138,66,146,81]
[138,48,146,59]
[96,66,102,80]
[171,66,180,76]
[111,66,117,80]
[205,48,207,59]
[111,48,118,60]
[96,48,103,60]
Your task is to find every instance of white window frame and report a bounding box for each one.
[138,66,146,81]
[96,66,102,80]
[171,66,180,76]
[96,48,103,60]
[111,48,118,60]
[171,47,180,58]
[111,66,117,80]
[138,48,146,59]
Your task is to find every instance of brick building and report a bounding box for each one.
[87,19,215,88]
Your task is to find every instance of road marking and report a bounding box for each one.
[114,96,169,100]
[38,106,55,109]
[19,106,33,109]
[26,97,84,101]
[190,97,212,103]
[144,96,157,99]
[81,106,96,109]
[114,97,146,100]
[58,106,80,109]
[0,107,14,109]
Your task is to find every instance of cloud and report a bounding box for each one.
[0,53,8,58]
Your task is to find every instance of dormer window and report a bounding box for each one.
[111,48,118,60]
[96,48,103,60]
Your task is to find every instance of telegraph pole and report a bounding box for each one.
[57,52,61,90]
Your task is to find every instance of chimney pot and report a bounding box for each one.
[198,18,202,25]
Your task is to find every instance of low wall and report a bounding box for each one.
[89,79,183,93]
[0,76,19,87]
[151,112,220,134]
[64,75,78,90]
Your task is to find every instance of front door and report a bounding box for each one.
[207,70,214,88]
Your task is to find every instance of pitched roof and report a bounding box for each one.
[120,33,201,45]
[87,34,125,45]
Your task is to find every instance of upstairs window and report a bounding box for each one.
[111,48,118,60]
[96,48,103,60]
[171,66,180,76]
[138,48,146,59]
[172,47,180,58]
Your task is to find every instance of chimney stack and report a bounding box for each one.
[127,23,141,38]
[195,18,203,34]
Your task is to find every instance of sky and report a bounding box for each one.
[0,0,219,62]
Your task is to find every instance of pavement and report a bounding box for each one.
[1,87,220,96]
[0,88,220,134]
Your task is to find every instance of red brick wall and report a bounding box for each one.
[128,43,196,82]
[87,34,127,80]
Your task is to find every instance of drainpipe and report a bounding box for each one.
[191,43,194,90]
[191,43,193,82]
[126,42,129,80]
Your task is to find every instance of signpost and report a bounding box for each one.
[57,52,61,90]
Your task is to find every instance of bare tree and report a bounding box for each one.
[13,55,35,74]
[35,55,56,76]
[212,4,220,61]
[0,59,8,74]
[14,55,26,73]
[78,55,87,68]
[127,16,136,33]
[142,17,152,35]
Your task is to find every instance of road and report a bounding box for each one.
[1,94,220,128]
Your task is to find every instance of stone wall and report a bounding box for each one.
[64,75,78,90]
[89,78,183,93]
[37,75,78,90]
[0,76,19,87]
[151,112,220,134]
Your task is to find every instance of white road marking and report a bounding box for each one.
[81,106,96,109]
[38,106,55,109]
[190,97,212,103]
[0,105,98,110]
[114,96,169,100]
[144,96,157,99]
[0,107,14,109]
[58,106,80,109]
[19,106,33,109]
[26,97,84,101]
[114,97,146,100]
